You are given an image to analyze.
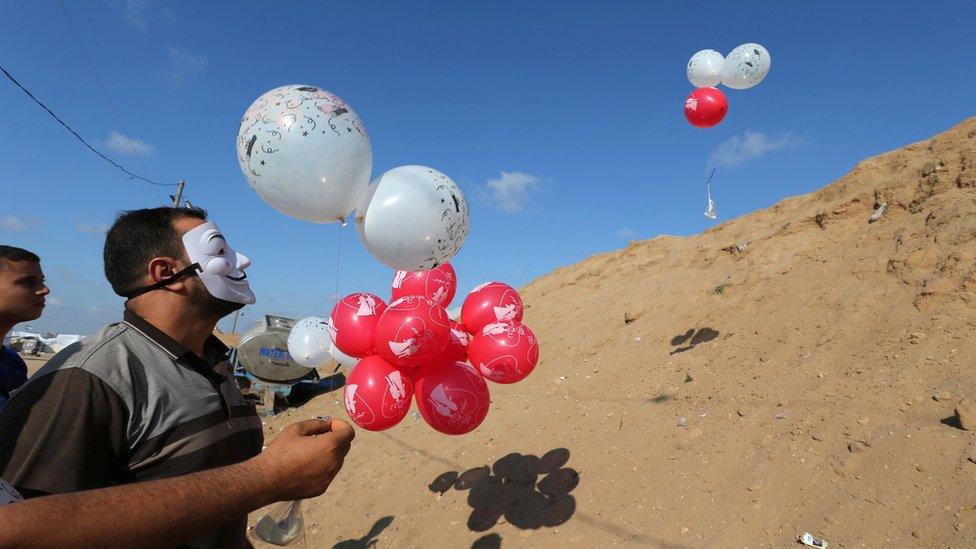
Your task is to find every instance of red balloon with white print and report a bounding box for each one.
[373,295,451,368]
[343,355,413,431]
[390,263,457,308]
[467,321,539,384]
[683,86,728,128]
[460,282,524,335]
[413,360,491,435]
[429,320,470,367]
[328,293,388,358]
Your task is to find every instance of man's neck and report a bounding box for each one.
[127,304,216,357]
[0,319,17,347]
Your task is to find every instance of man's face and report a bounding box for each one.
[0,260,49,323]
[172,217,253,319]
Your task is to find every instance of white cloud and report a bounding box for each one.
[617,228,637,239]
[112,0,153,30]
[485,171,543,213]
[168,46,209,82]
[88,306,102,315]
[47,297,63,307]
[446,306,461,320]
[1,215,27,231]
[77,223,110,235]
[104,131,155,156]
[709,131,802,168]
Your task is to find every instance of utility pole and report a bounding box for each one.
[231,309,243,333]
[170,180,185,207]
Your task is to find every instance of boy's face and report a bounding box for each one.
[0,260,49,323]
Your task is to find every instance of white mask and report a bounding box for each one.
[182,221,255,305]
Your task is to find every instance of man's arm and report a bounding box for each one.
[0,417,354,548]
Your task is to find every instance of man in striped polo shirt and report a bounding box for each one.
[0,207,350,548]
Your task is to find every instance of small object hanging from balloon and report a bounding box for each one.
[684,87,728,128]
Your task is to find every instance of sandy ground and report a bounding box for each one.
[248,118,976,548]
[22,119,976,547]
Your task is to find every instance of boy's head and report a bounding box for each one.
[0,246,49,326]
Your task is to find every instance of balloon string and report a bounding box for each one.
[334,224,342,307]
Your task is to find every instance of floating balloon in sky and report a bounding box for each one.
[236,85,372,223]
[687,49,725,88]
[684,87,728,128]
[720,43,771,90]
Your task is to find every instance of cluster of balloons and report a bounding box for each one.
[683,43,771,128]
[236,85,470,271]
[287,264,540,435]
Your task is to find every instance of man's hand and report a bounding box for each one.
[253,417,355,501]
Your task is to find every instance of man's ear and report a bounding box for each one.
[146,257,190,291]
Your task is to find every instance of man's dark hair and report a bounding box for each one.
[104,207,208,296]
[0,245,40,271]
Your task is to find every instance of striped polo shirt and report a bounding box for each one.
[0,309,263,548]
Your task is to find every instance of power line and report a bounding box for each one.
[56,0,164,203]
[0,63,178,188]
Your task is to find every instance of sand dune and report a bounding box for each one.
[258,118,976,547]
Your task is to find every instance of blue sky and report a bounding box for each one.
[1,1,973,335]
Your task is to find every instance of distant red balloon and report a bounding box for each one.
[374,296,451,367]
[684,87,728,128]
[391,263,457,308]
[460,282,524,335]
[343,355,413,431]
[328,293,387,358]
[414,360,491,435]
[467,321,539,384]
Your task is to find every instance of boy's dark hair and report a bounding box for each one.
[0,245,40,271]
[103,207,208,296]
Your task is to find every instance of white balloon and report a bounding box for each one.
[358,165,470,271]
[287,316,333,368]
[330,343,359,370]
[720,43,771,90]
[687,49,725,88]
[236,85,372,223]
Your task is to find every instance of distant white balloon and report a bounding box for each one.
[287,316,333,368]
[720,43,771,90]
[330,343,359,370]
[687,49,725,88]
[236,85,372,223]
[357,165,470,271]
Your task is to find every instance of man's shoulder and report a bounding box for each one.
[0,347,26,370]
[30,322,158,390]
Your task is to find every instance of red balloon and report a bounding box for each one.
[328,293,388,358]
[467,321,539,384]
[429,320,471,367]
[460,282,524,335]
[414,360,490,435]
[391,263,457,308]
[374,295,451,367]
[343,355,413,431]
[684,87,728,128]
